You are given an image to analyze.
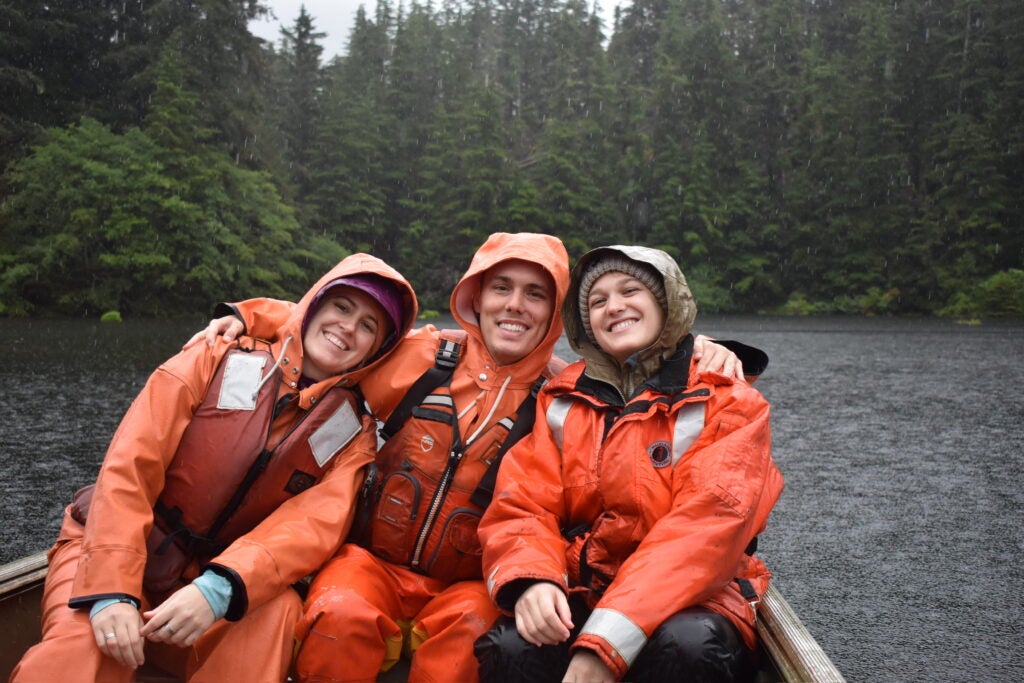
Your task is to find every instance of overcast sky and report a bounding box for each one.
[250,1,363,58]
[251,1,620,60]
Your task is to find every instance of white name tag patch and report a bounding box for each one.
[217,353,268,411]
[309,401,361,468]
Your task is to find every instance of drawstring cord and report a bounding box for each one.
[254,335,292,398]
[464,374,512,446]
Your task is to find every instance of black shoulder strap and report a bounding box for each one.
[379,337,461,441]
[469,376,547,509]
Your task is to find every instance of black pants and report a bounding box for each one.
[475,596,754,683]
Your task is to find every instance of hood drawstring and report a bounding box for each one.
[254,335,293,398]
[462,374,512,447]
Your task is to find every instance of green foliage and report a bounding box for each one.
[939,269,1024,318]
[0,90,335,316]
[1,0,1021,318]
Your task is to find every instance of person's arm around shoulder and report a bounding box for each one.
[692,335,770,382]
[184,298,296,348]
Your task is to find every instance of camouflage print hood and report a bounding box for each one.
[563,245,697,397]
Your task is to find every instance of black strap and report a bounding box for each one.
[469,376,547,509]
[736,578,759,602]
[379,338,461,441]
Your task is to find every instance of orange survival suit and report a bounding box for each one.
[11,254,417,683]
[477,246,784,680]
[224,232,571,683]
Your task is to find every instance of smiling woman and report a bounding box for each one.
[579,257,668,364]
[301,275,406,380]
[6,254,418,682]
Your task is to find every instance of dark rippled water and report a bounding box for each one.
[2,315,1021,681]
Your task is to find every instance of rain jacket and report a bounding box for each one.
[226,234,571,579]
[68,253,418,620]
[478,246,784,680]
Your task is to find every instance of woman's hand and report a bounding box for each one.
[182,316,244,350]
[514,582,574,646]
[693,334,744,381]
[140,584,216,648]
[91,601,146,669]
[562,650,615,683]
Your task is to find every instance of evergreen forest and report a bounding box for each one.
[1,0,1021,318]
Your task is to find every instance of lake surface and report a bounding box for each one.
[2,315,1022,681]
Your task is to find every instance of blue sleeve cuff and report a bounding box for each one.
[88,596,139,620]
[193,570,233,621]
[89,598,120,620]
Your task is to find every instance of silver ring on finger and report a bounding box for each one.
[104,632,117,640]
[164,624,176,635]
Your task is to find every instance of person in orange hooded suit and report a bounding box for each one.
[475,246,784,683]
[11,253,417,683]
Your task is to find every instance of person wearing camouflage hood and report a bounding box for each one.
[476,245,783,683]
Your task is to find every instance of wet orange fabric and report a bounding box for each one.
[479,245,784,680]
[294,544,497,683]
[11,511,301,683]
[11,254,417,682]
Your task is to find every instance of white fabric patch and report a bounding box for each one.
[581,608,648,668]
[546,397,572,450]
[217,353,268,411]
[672,403,706,466]
[308,401,361,468]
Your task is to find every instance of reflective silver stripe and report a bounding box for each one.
[546,397,572,450]
[487,566,500,595]
[422,394,454,408]
[672,403,705,466]
[580,608,647,667]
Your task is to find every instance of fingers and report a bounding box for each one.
[214,318,243,345]
[692,334,708,360]
[92,603,145,669]
[182,330,205,350]
[141,585,215,648]
[181,317,242,351]
[515,584,573,646]
[693,337,746,380]
[140,615,200,648]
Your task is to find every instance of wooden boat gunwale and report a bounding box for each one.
[1,551,845,682]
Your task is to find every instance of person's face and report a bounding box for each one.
[474,260,555,366]
[302,286,390,380]
[586,271,666,364]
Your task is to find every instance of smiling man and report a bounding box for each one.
[473,260,556,366]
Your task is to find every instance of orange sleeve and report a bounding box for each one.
[478,391,571,613]
[219,297,296,339]
[71,344,218,604]
[209,414,377,618]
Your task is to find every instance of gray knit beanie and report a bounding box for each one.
[577,255,668,344]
